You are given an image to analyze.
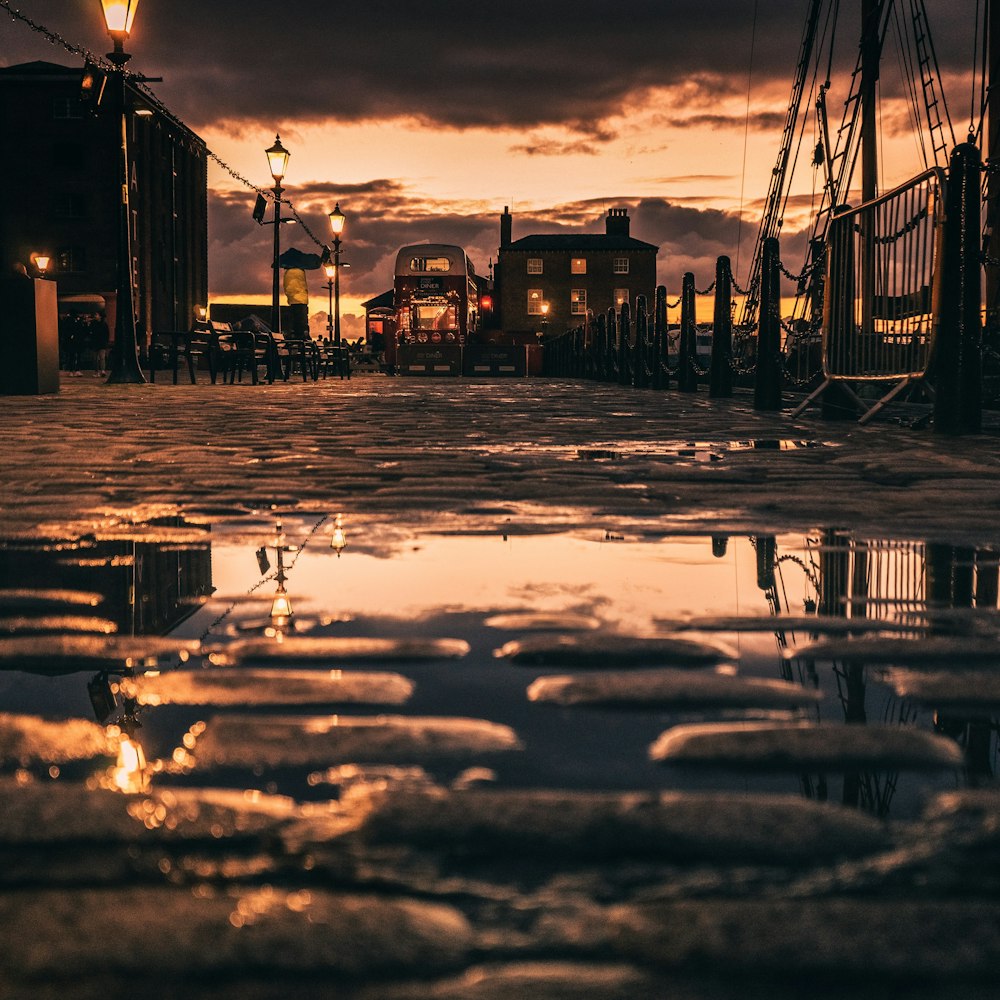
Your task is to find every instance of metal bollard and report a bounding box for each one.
[678,272,698,392]
[754,237,782,410]
[710,256,733,397]
[934,141,983,435]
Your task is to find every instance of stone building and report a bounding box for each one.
[0,61,208,339]
[496,207,658,335]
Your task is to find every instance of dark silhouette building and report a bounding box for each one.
[0,61,208,340]
[496,207,658,335]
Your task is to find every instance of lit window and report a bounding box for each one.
[571,289,587,315]
[527,289,545,315]
[614,288,629,308]
[409,256,452,273]
[571,258,586,274]
[527,258,543,274]
[613,257,629,274]
[413,303,457,330]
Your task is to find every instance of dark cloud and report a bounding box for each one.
[1,2,980,135]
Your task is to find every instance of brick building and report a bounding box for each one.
[0,61,208,340]
[496,207,657,335]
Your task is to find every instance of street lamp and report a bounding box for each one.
[31,253,51,278]
[266,134,290,333]
[100,0,145,384]
[328,203,346,344]
[323,261,336,340]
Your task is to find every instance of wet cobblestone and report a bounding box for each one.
[2,379,1000,997]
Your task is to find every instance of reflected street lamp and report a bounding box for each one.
[328,203,346,344]
[266,134,290,333]
[100,0,146,384]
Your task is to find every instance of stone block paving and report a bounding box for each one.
[1,379,1000,998]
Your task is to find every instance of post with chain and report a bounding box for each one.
[654,285,668,390]
[678,272,698,392]
[754,237,782,410]
[710,256,733,397]
[607,306,618,381]
[634,294,649,387]
[934,141,983,435]
[618,301,632,386]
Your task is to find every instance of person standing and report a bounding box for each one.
[66,313,88,376]
[89,311,110,377]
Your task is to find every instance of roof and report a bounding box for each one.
[362,290,394,310]
[0,60,80,80]
[504,234,658,252]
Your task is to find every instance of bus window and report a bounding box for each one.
[410,256,452,273]
[414,303,457,330]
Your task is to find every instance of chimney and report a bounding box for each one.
[605,207,630,238]
[500,206,512,248]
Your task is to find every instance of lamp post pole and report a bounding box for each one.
[265,135,290,334]
[328,204,346,344]
[324,263,335,340]
[101,0,145,384]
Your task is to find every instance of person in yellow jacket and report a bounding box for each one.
[283,266,309,339]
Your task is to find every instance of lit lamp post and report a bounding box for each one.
[540,301,550,336]
[328,203,346,344]
[266,134,290,333]
[100,0,146,384]
[31,253,51,278]
[323,261,336,340]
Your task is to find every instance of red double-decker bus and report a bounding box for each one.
[394,244,479,374]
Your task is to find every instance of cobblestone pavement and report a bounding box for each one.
[1,378,1000,999]
[2,378,1000,541]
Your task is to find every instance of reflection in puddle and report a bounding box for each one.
[0,516,997,824]
[3,510,1000,991]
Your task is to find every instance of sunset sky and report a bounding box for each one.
[1,1,985,333]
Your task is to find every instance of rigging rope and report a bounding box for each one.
[735,0,759,285]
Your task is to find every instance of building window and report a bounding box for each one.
[55,192,88,219]
[527,289,545,315]
[571,289,587,315]
[52,97,82,120]
[527,258,543,274]
[614,288,629,308]
[571,258,587,274]
[56,247,86,273]
[613,257,629,274]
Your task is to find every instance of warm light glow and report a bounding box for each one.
[330,513,347,555]
[196,305,207,320]
[100,0,140,36]
[541,302,550,316]
[266,134,290,182]
[329,203,346,236]
[32,254,50,275]
[112,735,147,794]
[324,263,336,280]
[270,586,293,624]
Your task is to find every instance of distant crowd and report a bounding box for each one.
[59,312,110,377]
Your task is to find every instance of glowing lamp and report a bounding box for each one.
[32,254,51,276]
[269,585,293,625]
[329,203,346,237]
[481,295,492,310]
[330,514,347,555]
[324,263,336,280]
[266,134,290,182]
[100,0,140,38]
[195,305,207,321]
[541,302,550,316]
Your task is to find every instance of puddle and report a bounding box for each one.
[2,508,1000,991]
[0,515,997,823]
